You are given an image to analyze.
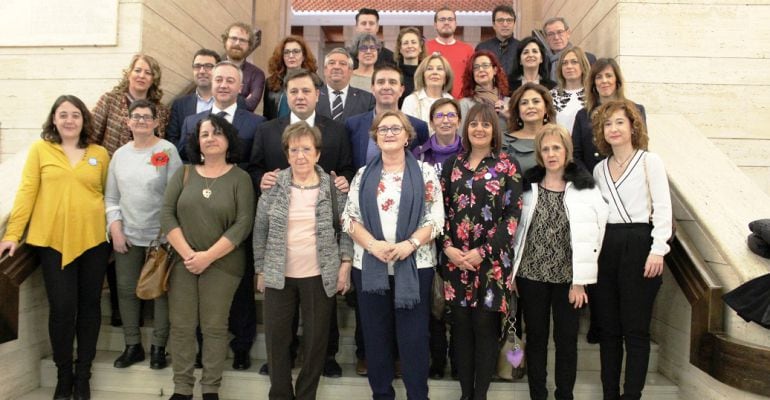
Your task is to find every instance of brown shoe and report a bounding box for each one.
[355,358,368,376]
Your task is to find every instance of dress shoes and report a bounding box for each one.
[73,379,90,400]
[150,345,168,369]
[168,394,192,400]
[232,351,251,370]
[429,363,445,380]
[113,344,145,368]
[322,357,342,378]
[258,362,269,375]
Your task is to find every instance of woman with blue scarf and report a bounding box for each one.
[342,110,444,400]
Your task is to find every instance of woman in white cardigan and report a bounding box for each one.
[511,123,608,400]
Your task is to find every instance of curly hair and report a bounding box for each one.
[221,22,256,49]
[41,95,93,149]
[266,36,318,92]
[508,82,557,130]
[414,53,453,93]
[591,99,648,157]
[460,50,509,98]
[394,27,427,64]
[112,54,164,104]
[187,114,242,165]
[585,58,627,112]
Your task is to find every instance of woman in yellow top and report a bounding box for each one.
[0,95,111,400]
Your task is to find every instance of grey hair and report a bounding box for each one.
[214,60,244,82]
[543,17,570,32]
[350,33,380,58]
[324,47,354,68]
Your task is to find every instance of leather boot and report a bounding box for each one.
[113,344,145,368]
[73,361,91,400]
[150,345,168,369]
[53,363,73,400]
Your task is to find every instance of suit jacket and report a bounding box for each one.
[178,108,265,187]
[316,85,375,122]
[247,115,355,196]
[572,102,646,173]
[167,94,199,146]
[345,111,430,169]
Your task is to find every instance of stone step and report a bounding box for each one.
[96,323,659,373]
[38,350,680,400]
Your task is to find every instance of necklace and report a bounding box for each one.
[612,151,635,168]
[201,164,227,199]
[292,175,320,190]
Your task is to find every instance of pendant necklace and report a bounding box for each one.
[202,177,218,199]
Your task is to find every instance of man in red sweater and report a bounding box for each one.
[425,6,474,99]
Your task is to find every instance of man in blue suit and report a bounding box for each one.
[177,61,265,371]
[316,48,375,122]
[345,65,430,169]
[166,49,221,146]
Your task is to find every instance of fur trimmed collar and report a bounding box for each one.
[523,162,595,190]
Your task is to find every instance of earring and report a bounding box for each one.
[543,115,549,123]
[404,141,409,147]
[517,119,523,129]
[200,154,205,162]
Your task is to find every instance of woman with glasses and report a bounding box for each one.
[504,82,557,176]
[458,50,510,134]
[550,47,590,134]
[105,99,182,371]
[254,121,353,400]
[342,110,444,400]
[402,53,455,127]
[440,103,522,400]
[509,37,556,93]
[264,36,318,120]
[394,27,428,107]
[350,34,381,93]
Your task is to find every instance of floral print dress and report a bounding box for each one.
[439,151,523,312]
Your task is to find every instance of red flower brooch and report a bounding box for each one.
[149,149,171,171]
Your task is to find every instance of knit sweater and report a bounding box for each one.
[91,91,170,155]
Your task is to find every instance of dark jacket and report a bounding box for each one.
[572,102,646,173]
[344,111,430,169]
[262,88,283,121]
[476,37,520,77]
[316,85,375,122]
[167,94,198,146]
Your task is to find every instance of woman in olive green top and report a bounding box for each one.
[160,114,255,400]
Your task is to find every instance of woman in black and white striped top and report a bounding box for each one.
[591,99,672,400]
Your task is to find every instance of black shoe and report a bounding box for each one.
[429,364,445,380]
[202,394,219,400]
[195,350,203,368]
[168,394,192,400]
[322,357,342,378]
[53,366,73,400]
[73,379,90,400]
[150,345,168,369]
[258,362,269,376]
[232,351,251,370]
[113,344,145,368]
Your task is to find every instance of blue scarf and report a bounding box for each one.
[359,151,425,309]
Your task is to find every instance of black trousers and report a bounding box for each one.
[451,305,501,400]
[228,236,256,353]
[595,224,661,400]
[517,277,579,400]
[37,243,109,376]
[265,276,334,400]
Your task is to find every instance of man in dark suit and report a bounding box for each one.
[346,65,430,169]
[317,47,375,122]
[178,61,265,372]
[166,49,221,145]
[247,69,354,378]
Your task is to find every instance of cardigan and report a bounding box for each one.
[512,163,608,285]
[3,140,110,267]
[253,166,353,297]
[90,91,170,155]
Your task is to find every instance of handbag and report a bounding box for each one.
[497,293,526,381]
[135,235,173,300]
[431,272,445,319]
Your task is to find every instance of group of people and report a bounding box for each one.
[0,5,673,400]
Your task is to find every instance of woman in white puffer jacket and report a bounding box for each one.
[510,123,608,400]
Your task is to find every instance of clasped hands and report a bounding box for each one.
[369,239,416,263]
[444,246,483,271]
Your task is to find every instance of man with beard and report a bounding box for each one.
[426,6,474,99]
[317,48,375,122]
[221,22,265,112]
[166,49,221,146]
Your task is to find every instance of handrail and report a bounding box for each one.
[666,229,770,396]
[0,243,38,344]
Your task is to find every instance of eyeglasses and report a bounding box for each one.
[192,63,215,71]
[437,17,456,23]
[358,44,380,53]
[227,36,249,44]
[433,112,458,120]
[472,63,493,71]
[283,48,302,56]
[288,146,315,157]
[376,125,404,136]
[495,17,515,24]
[129,114,155,122]
[545,29,567,38]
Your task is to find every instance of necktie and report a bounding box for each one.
[331,90,344,121]
[216,111,228,119]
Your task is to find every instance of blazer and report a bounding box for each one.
[247,115,355,196]
[178,107,265,187]
[316,85,376,121]
[166,94,198,146]
[344,111,430,169]
[572,102,646,173]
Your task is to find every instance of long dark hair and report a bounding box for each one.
[41,95,93,149]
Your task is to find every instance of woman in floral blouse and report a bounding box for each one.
[440,103,523,400]
[342,110,444,400]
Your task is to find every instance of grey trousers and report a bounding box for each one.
[114,245,169,347]
[168,259,241,395]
